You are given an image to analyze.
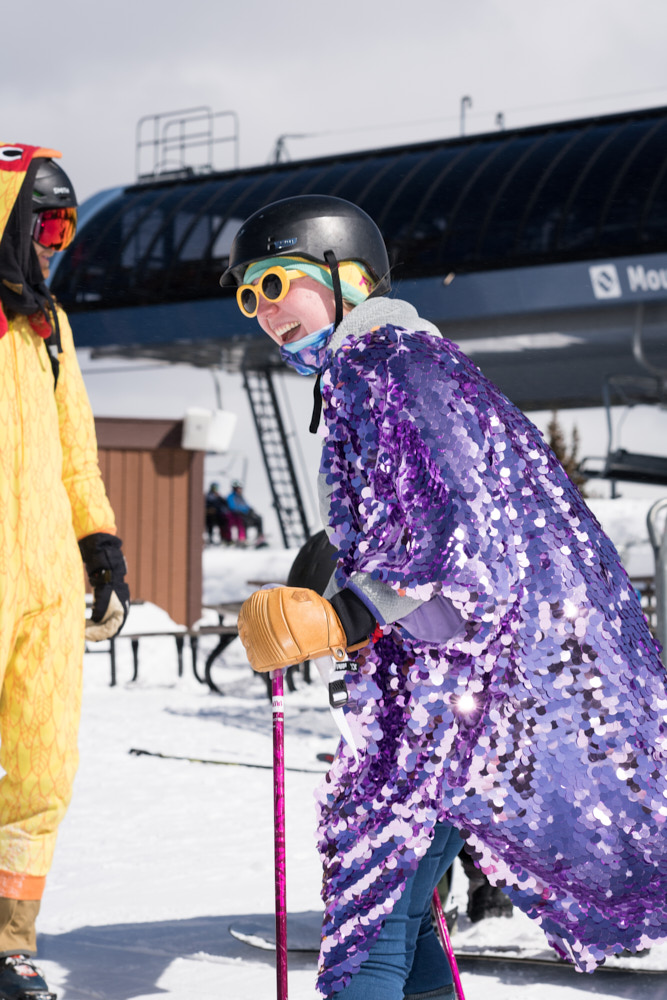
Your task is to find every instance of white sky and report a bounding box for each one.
[5,0,667,201]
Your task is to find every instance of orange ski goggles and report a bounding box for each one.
[32,207,78,251]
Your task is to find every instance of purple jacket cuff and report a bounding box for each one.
[397,594,465,643]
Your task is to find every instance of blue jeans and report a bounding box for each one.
[331,822,462,1000]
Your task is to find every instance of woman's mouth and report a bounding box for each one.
[274,321,301,342]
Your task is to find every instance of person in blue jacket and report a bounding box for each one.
[226,480,266,546]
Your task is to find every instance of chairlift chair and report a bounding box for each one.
[578,305,667,489]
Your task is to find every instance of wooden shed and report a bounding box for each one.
[93,417,204,627]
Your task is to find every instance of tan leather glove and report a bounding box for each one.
[238,587,356,673]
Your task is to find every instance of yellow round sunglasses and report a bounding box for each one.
[236,265,306,318]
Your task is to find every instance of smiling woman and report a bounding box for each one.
[223,192,667,1000]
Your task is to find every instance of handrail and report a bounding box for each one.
[135,106,239,180]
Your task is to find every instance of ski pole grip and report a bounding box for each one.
[238,587,349,672]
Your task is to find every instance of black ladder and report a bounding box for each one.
[243,367,310,549]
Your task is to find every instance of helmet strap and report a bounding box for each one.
[324,250,343,329]
[309,377,322,434]
[309,250,343,434]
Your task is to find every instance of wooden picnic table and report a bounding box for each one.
[88,593,315,696]
[200,602,244,693]
[87,601,243,690]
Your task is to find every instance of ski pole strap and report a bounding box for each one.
[313,655,360,765]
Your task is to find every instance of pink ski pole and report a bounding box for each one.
[432,888,466,1000]
[272,669,288,1000]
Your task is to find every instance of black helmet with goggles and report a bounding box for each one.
[220,194,390,297]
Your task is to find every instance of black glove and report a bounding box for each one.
[329,589,376,646]
[79,532,130,642]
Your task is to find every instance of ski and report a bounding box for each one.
[228,911,666,974]
[10,992,56,1000]
[129,747,329,774]
[454,949,663,974]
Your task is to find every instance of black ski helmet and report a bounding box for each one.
[32,158,77,212]
[220,194,390,296]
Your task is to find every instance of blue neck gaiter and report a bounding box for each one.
[279,324,335,376]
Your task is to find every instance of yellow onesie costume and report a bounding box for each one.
[0,143,117,953]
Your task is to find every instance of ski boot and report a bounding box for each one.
[0,955,56,1000]
[467,881,513,923]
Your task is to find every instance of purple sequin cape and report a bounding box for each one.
[314,314,667,995]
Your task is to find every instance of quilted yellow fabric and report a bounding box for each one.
[0,143,116,895]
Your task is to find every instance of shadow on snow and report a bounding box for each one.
[36,911,667,999]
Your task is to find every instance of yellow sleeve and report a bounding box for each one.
[54,305,117,541]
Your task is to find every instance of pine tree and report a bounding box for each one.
[547,410,588,496]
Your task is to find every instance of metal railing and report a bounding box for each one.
[135,106,239,181]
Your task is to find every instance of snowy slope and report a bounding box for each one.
[29,542,667,999]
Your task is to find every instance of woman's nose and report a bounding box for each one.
[256,297,278,334]
[257,295,281,323]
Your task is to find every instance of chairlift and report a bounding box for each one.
[579,305,667,490]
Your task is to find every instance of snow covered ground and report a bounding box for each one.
[30,539,667,999]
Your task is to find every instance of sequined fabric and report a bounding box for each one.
[314,310,667,995]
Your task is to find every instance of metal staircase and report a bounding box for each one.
[242,367,311,549]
